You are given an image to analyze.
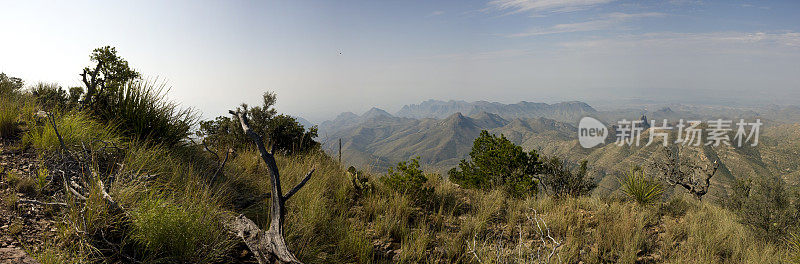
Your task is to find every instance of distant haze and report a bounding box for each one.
[1,0,799,123]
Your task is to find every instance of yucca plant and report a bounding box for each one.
[619,167,663,206]
[91,79,198,147]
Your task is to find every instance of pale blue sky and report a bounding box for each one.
[1,0,799,122]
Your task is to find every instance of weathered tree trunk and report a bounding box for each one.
[227,110,314,264]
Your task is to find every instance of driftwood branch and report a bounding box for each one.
[226,109,313,264]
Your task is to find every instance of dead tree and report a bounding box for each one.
[225,110,314,264]
[652,146,719,200]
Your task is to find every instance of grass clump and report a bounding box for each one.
[95,80,197,147]
[129,196,235,263]
[24,111,121,153]
[619,167,663,206]
[0,96,23,139]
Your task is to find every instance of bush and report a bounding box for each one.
[619,167,663,206]
[448,130,540,197]
[725,176,799,241]
[539,156,596,198]
[384,157,430,197]
[0,72,24,95]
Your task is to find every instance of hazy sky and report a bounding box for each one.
[1,0,799,122]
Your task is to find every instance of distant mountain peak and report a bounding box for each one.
[362,107,393,120]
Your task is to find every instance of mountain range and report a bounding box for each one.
[316,99,800,200]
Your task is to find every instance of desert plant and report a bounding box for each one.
[619,167,663,206]
[448,130,541,197]
[92,79,197,146]
[539,156,596,198]
[384,157,428,195]
[0,96,22,138]
[725,176,799,241]
[130,197,235,263]
[198,92,319,154]
[0,72,24,95]
[23,112,121,153]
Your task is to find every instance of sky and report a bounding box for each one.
[1,0,799,123]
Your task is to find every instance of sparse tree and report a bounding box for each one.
[198,92,318,154]
[80,46,140,106]
[538,156,596,198]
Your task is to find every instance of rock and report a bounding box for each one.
[0,247,40,264]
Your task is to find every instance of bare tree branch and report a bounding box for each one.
[283,168,314,200]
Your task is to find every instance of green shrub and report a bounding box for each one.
[130,197,234,263]
[619,167,663,206]
[448,130,540,197]
[725,176,799,241]
[384,157,428,195]
[31,82,71,111]
[0,72,24,95]
[539,156,596,198]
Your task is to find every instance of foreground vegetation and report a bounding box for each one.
[1,48,799,263]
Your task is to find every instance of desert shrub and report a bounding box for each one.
[619,167,663,206]
[31,83,70,110]
[384,157,435,207]
[448,130,541,197]
[198,92,318,154]
[0,72,24,95]
[384,157,428,195]
[725,176,799,241]
[539,156,596,198]
[129,197,235,263]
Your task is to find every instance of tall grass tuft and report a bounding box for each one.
[619,167,663,206]
[789,232,800,263]
[23,112,121,153]
[0,96,22,138]
[92,79,197,147]
[129,196,235,263]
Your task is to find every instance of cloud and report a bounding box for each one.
[508,12,665,37]
[428,10,445,16]
[558,31,800,54]
[487,0,615,15]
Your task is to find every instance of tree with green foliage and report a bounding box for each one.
[0,72,24,95]
[198,92,319,154]
[448,130,541,197]
[80,46,141,107]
